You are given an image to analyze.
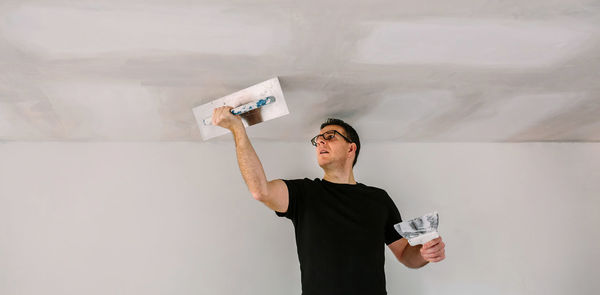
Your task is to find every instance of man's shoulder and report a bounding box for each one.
[281,177,318,183]
[279,177,320,188]
[356,182,391,198]
[282,178,387,193]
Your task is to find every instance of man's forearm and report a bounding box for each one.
[402,244,429,269]
[231,125,269,199]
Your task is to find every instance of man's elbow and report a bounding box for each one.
[251,191,268,202]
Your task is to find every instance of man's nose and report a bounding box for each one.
[316,137,326,147]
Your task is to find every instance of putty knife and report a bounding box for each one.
[192,77,289,141]
[394,212,440,246]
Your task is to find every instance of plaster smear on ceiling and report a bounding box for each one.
[1,4,289,58]
[352,90,593,142]
[0,0,599,142]
[0,101,52,139]
[42,80,165,140]
[354,20,594,67]
[439,93,591,141]
[354,90,457,141]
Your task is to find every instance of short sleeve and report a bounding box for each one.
[274,178,308,223]
[384,192,403,245]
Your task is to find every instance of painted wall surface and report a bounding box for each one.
[1,141,598,294]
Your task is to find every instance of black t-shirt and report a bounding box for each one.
[275,178,403,295]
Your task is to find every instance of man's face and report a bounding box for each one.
[314,125,354,168]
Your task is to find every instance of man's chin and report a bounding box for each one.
[317,159,331,169]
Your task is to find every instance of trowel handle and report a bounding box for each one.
[203,96,276,125]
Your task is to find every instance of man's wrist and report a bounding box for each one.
[230,122,246,135]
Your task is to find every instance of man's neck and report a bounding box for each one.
[322,168,356,184]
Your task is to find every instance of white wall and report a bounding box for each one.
[1,141,598,295]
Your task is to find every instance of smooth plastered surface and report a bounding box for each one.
[1,0,599,142]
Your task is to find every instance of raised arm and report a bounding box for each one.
[212,106,289,213]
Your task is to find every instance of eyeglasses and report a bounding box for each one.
[310,130,352,147]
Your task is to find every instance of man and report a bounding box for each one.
[212,106,446,295]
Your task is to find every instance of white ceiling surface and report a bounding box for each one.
[1,0,599,142]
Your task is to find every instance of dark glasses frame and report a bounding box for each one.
[310,130,353,146]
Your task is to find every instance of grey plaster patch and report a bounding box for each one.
[507,94,600,141]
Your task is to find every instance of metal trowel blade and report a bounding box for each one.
[192,77,289,141]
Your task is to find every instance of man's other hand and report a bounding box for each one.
[212,106,243,131]
[420,236,446,263]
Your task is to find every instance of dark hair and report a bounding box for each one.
[320,118,361,167]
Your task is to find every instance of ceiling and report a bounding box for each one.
[1,0,599,142]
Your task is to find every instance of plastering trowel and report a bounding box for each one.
[192,77,289,141]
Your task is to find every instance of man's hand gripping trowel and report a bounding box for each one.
[192,77,289,140]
